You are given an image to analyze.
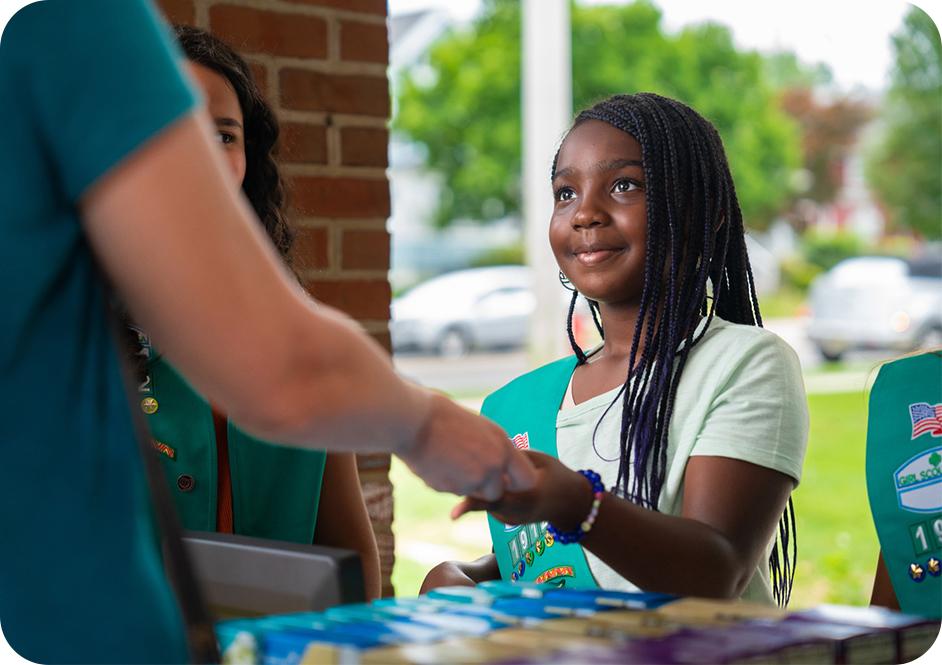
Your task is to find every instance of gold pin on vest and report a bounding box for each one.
[140,397,159,414]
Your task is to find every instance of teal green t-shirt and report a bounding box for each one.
[0,1,197,662]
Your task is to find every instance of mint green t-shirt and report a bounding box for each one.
[557,317,809,603]
[0,1,197,662]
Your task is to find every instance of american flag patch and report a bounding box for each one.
[910,402,942,439]
[511,432,530,450]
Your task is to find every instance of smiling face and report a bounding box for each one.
[187,61,246,187]
[550,119,648,307]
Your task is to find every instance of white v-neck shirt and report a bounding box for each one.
[555,317,808,603]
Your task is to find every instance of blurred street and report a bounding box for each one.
[393,316,902,398]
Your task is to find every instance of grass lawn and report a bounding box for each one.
[758,286,807,319]
[791,390,878,608]
[391,389,878,608]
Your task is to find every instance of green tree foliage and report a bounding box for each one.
[395,0,802,230]
[866,6,942,239]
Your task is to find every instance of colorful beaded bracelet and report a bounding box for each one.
[546,469,605,544]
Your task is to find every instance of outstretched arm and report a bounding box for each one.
[580,455,793,598]
[454,452,794,599]
[80,110,534,500]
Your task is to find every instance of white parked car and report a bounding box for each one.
[807,254,942,361]
[391,266,536,356]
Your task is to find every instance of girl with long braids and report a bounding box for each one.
[422,93,808,605]
[129,26,382,599]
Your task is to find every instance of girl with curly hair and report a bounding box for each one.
[130,26,382,599]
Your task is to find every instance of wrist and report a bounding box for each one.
[547,469,605,545]
[550,468,596,531]
[397,385,435,460]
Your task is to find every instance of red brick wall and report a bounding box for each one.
[155,0,396,596]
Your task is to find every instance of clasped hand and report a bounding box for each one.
[451,450,595,530]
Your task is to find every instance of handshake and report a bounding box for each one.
[398,392,538,502]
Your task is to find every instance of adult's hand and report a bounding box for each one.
[399,393,536,500]
[450,450,590,527]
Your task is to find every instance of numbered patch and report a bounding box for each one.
[908,515,942,556]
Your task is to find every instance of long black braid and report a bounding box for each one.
[553,93,796,606]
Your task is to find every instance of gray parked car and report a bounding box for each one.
[391,266,535,356]
[807,253,942,361]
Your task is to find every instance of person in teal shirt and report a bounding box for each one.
[0,3,197,661]
[0,1,535,662]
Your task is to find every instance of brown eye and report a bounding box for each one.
[554,187,575,202]
[613,178,640,193]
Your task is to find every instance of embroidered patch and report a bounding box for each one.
[895,447,942,513]
[910,402,942,439]
[511,432,530,450]
[152,439,176,460]
[534,566,574,584]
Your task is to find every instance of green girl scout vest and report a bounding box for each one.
[866,351,942,618]
[481,355,599,589]
[134,331,326,544]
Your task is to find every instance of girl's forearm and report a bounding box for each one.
[578,496,748,598]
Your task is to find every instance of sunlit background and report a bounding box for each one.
[383,0,942,608]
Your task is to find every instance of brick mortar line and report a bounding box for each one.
[326,125,343,167]
[276,110,389,127]
[326,15,341,65]
[273,56,387,76]
[301,267,391,280]
[328,225,344,273]
[282,163,388,179]
[359,321,392,334]
[202,0,387,25]
[293,217,389,229]
[194,0,211,25]
[218,52,386,76]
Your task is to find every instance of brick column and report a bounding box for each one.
[155,0,396,596]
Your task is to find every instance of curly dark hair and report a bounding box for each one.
[174,24,294,262]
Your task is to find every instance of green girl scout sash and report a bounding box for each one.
[866,351,942,618]
[481,355,599,589]
[133,329,326,544]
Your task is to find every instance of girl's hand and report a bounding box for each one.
[451,451,594,529]
[419,561,476,594]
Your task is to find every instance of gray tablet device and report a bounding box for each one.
[182,530,366,618]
